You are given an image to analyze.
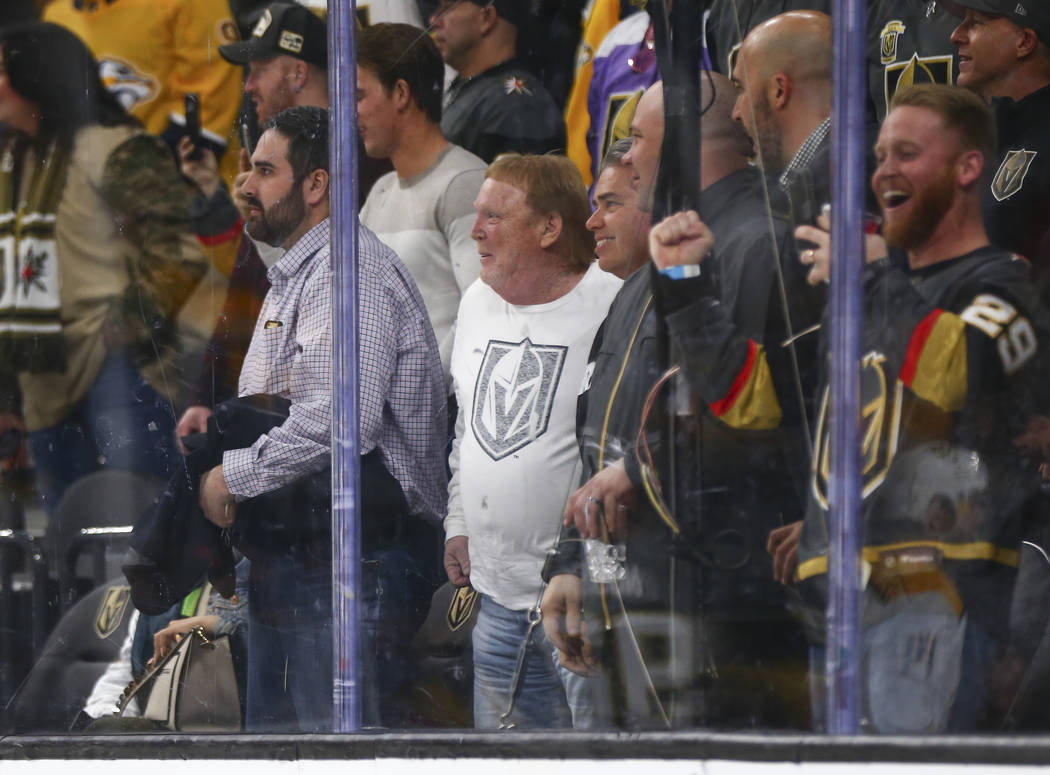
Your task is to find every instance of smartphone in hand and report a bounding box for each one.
[184,93,203,161]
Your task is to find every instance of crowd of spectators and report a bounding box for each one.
[1,0,1050,739]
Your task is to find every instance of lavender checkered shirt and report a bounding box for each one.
[224,219,447,523]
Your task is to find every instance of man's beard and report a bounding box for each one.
[751,94,784,173]
[881,164,956,251]
[244,185,307,248]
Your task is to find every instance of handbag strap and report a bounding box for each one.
[117,583,212,716]
[115,625,206,716]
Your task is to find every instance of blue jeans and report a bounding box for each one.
[809,592,989,733]
[244,544,439,732]
[28,351,177,513]
[472,594,595,729]
[245,556,332,732]
[360,545,441,728]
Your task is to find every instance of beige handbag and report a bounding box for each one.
[118,584,241,732]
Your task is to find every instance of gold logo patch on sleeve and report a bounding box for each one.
[879,20,906,64]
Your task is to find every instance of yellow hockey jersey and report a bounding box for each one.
[564,0,625,187]
[43,0,243,168]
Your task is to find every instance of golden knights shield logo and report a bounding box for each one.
[94,585,131,639]
[884,54,953,111]
[880,21,906,65]
[472,338,567,461]
[446,586,479,631]
[812,352,903,509]
[991,149,1038,202]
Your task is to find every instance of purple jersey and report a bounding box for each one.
[585,12,658,185]
[586,10,713,187]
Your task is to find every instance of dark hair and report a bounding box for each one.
[0,22,136,146]
[358,23,444,124]
[890,84,997,167]
[263,105,329,181]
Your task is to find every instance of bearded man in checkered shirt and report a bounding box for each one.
[198,105,447,731]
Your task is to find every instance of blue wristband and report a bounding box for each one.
[658,264,702,280]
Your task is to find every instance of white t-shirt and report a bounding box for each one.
[445,262,621,610]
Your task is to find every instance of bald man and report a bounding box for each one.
[706,0,832,77]
[730,10,833,225]
[542,74,824,730]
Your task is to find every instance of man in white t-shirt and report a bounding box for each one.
[443,154,620,729]
[357,22,486,380]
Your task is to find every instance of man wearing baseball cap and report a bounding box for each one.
[948,0,1050,297]
[428,0,565,163]
[175,1,333,454]
[219,2,328,125]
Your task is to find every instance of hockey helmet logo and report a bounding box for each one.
[880,20,906,65]
[98,57,159,111]
[812,351,903,509]
[884,53,953,113]
[446,586,479,631]
[991,149,1037,202]
[95,584,131,639]
[472,338,566,461]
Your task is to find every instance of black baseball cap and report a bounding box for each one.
[944,0,1050,46]
[219,2,327,69]
[462,0,530,31]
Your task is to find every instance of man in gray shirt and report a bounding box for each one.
[357,22,486,379]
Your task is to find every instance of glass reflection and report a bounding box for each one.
[0,0,1048,743]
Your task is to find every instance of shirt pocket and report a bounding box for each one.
[251,325,289,392]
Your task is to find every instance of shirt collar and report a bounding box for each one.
[268,217,329,284]
[778,116,831,190]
